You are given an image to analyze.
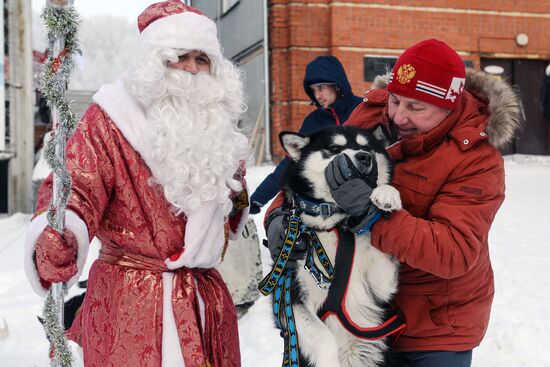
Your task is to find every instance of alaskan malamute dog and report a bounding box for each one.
[274,126,403,367]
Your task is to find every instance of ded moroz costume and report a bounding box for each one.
[24,1,251,366]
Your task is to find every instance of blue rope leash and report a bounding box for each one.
[259,212,336,367]
[259,214,301,296]
[272,269,300,367]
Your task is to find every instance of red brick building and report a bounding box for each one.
[269,1,550,158]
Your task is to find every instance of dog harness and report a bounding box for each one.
[258,206,405,367]
[294,195,344,218]
[317,227,406,340]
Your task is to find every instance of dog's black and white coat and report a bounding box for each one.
[276,126,402,367]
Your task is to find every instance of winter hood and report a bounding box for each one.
[373,68,523,149]
[303,56,354,107]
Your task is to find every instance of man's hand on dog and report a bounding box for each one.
[325,153,382,233]
[325,153,377,217]
[264,208,307,267]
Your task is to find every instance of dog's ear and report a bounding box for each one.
[370,124,396,149]
[280,132,309,161]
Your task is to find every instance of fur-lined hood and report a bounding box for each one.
[373,68,522,149]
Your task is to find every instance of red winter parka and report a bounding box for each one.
[345,69,521,352]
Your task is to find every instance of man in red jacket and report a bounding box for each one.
[266,39,522,366]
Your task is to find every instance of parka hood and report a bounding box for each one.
[373,68,523,149]
[303,56,354,107]
[464,69,522,149]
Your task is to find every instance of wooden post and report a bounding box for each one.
[7,0,34,214]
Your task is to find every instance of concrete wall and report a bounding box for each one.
[193,0,267,136]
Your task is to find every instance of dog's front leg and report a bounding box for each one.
[294,304,341,367]
[370,184,401,212]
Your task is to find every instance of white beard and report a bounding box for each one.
[132,68,250,216]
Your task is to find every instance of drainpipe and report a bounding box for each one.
[262,0,271,162]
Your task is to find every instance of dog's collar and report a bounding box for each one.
[294,195,344,218]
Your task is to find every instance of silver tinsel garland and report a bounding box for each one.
[39,4,80,367]
[42,285,73,366]
[41,5,79,232]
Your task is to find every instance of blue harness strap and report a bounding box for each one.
[301,224,335,289]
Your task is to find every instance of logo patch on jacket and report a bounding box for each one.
[459,186,483,195]
[403,169,428,181]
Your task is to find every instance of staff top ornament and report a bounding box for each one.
[47,0,75,7]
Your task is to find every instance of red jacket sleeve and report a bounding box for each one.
[371,147,505,279]
[264,191,285,229]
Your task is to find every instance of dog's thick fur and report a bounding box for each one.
[276,126,402,367]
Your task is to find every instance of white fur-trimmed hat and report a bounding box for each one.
[137,0,222,61]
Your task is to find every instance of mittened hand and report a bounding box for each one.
[249,201,262,215]
[35,226,78,284]
[324,154,376,218]
[265,208,307,267]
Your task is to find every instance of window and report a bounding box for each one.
[364,56,474,81]
[363,56,397,82]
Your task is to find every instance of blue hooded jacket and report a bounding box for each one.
[249,56,362,212]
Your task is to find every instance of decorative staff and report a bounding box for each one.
[39,0,80,365]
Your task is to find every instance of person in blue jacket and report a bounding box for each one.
[249,55,363,214]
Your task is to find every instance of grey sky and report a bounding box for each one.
[32,0,155,20]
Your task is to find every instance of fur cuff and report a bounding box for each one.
[229,205,249,241]
[24,211,90,297]
[229,184,250,240]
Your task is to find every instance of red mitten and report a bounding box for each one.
[35,226,78,285]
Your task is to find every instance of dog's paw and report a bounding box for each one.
[370,184,402,212]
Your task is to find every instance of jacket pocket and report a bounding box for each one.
[392,174,438,218]
[397,292,454,338]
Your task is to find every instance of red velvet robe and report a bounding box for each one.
[34,104,243,366]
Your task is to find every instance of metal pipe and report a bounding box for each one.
[262,0,271,162]
[46,1,75,365]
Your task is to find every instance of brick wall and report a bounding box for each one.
[268,0,550,159]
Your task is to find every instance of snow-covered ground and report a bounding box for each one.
[1,155,549,366]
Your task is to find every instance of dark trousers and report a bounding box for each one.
[392,350,473,367]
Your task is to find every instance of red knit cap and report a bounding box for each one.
[387,39,466,110]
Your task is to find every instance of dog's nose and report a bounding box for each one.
[355,152,372,169]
